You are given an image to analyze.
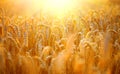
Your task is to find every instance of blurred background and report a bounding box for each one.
[0,0,119,16]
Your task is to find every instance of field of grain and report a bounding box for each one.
[0,0,120,74]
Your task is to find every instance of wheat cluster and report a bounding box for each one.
[0,5,120,74]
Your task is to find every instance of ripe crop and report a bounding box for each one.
[0,1,120,74]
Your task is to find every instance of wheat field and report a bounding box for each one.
[0,0,120,74]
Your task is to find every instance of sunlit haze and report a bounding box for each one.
[0,0,108,16]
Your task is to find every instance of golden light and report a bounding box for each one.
[42,0,76,17]
[44,0,72,10]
